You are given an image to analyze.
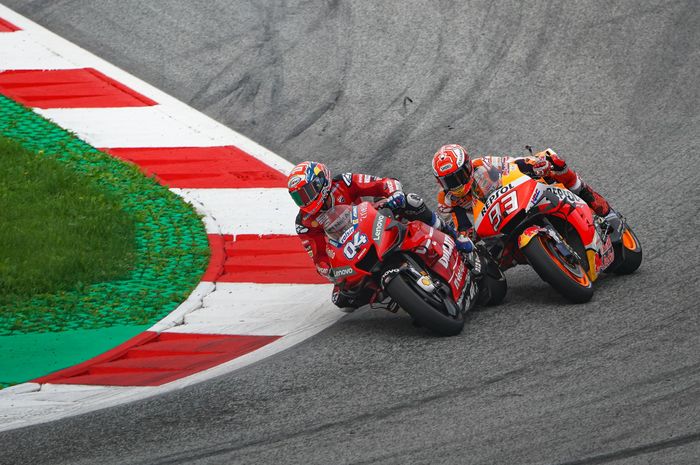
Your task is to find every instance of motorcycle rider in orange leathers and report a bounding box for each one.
[288,160,472,309]
[432,144,612,265]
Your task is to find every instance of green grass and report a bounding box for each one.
[0,137,136,302]
[0,95,209,336]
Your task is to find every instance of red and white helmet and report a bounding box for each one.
[431,144,473,195]
[287,161,332,215]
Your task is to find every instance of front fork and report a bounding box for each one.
[380,254,463,317]
[518,222,584,265]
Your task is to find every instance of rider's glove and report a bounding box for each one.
[385,191,406,210]
[543,148,567,172]
[531,158,552,178]
[455,231,474,253]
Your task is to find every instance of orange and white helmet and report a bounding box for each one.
[287,161,332,215]
[431,144,473,195]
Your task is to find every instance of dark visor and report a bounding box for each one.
[290,178,323,207]
[437,165,472,190]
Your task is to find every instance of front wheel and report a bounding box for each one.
[385,273,464,336]
[613,225,642,275]
[523,235,594,303]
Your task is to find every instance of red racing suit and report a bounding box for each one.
[296,173,403,279]
[437,149,585,235]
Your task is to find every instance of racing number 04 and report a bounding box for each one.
[344,232,368,259]
[488,191,518,229]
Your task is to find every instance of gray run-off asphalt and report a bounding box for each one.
[1,1,699,464]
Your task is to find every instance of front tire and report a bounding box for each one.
[385,274,465,336]
[613,225,642,275]
[523,235,594,303]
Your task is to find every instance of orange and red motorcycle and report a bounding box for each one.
[318,201,506,336]
[471,160,642,303]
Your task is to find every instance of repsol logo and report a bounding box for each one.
[481,183,514,214]
[545,186,580,204]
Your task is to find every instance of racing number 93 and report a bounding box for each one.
[488,191,518,229]
[344,232,368,259]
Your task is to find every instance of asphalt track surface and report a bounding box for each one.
[2,1,699,464]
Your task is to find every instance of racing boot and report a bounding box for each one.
[575,182,611,216]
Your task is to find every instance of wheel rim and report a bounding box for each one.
[539,236,591,286]
[401,274,459,320]
[622,229,638,251]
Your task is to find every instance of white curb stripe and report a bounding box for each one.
[35,106,232,148]
[171,188,298,236]
[163,282,335,336]
[0,31,75,70]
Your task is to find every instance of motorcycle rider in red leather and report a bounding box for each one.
[432,144,612,263]
[288,160,467,309]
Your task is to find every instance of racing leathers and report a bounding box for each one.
[296,173,443,310]
[437,149,612,238]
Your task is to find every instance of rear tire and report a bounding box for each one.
[613,225,642,275]
[385,274,464,336]
[523,235,594,304]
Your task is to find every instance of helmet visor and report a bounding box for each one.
[437,164,473,191]
[290,177,324,208]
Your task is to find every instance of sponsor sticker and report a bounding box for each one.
[296,224,309,234]
[332,266,355,278]
[545,186,582,205]
[342,173,353,187]
[381,268,400,284]
[339,226,355,245]
[481,183,515,214]
[288,176,302,189]
[372,214,387,241]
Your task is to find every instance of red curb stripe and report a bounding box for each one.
[203,234,326,284]
[33,332,281,386]
[0,68,157,108]
[0,18,20,32]
[102,146,287,188]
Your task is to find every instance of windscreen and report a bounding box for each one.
[317,205,354,243]
[472,163,502,201]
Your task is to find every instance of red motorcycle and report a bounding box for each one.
[471,159,642,303]
[318,201,506,336]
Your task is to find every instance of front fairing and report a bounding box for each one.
[319,202,398,283]
[472,165,537,238]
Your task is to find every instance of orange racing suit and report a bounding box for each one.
[437,149,608,235]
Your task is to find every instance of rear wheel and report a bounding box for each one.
[613,225,642,275]
[523,235,594,303]
[385,273,464,336]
